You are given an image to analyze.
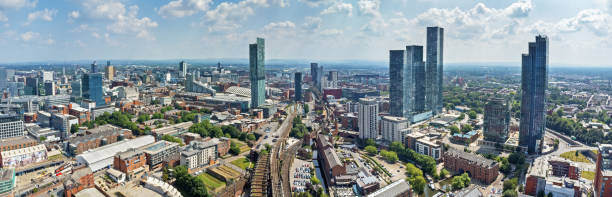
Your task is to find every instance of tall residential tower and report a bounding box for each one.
[295,72,302,102]
[389,45,425,121]
[519,35,548,154]
[426,26,444,115]
[358,98,379,139]
[249,38,266,108]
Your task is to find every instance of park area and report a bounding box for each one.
[197,173,226,193]
[560,151,591,163]
[230,158,253,170]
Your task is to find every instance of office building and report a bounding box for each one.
[294,72,302,102]
[141,140,180,169]
[519,35,548,154]
[444,148,499,184]
[249,37,266,108]
[483,98,511,143]
[42,71,53,82]
[595,144,612,197]
[389,45,425,120]
[91,61,98,73]
[75,136,155,172]
[71,79,82,101]
[380,116,409,144]
[358,98,378,139]
[51,113,78,139]
[0,115,24,140]
[0,168,15,196]
[426,26,444,114]
[82,73,105,107]
[105,61,114,81]
[44,81,55,96]
[179,61,187,78]
[25,76,38,95]
[328,71,338,82]
[180,140,217,170]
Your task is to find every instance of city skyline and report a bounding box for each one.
[0,0,610,66]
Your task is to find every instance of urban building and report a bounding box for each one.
[426,26,444,115]
[113,148,147,180]
[328,71,338,82]
[595,144,612,197]
[90,61,98,73]
[367,179,411,197]
[179,61,187,78]
[51,113,78,139]
[380,116,409,144]
[249,37,266,108]
[294,72,302,101]
[358,98,378,139]
[484,98,511,143]
[141,140,180,169]
[0,168,15,196]
[0,136,37,152]
[315,134,345,185]
[389,45,425,120]
[82,73,105,107]
[64,125,132,155]
[71,79,82,101]
[519,35,548,154]
[180,140,217,171]
[105,61,114,80]
[443,148,499,184]
[0,114,24,140]
[75,135,155,172]
[0,144,47,168]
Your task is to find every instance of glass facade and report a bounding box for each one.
[249,37,266,108]
[295,72,302,101]
[82,73,105,107]
[389,46,425,121]
[519,35,548,154]
[426,26,444,115]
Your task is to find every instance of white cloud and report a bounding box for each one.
[203,0,268,32]
[44,38,54,45]
[0,0,36,9]
[320,28,343,36]
[299,0,332,7]
[321,2,352,16]
[358,0,381,17]
[531,9,612,37]
[20,31,38,41]
[158,0,212,18]
[80,0,158,40]
[303,16,321,31]
[68,10,80,20]
[504,0,532,18]
[25,8,57,25]
[264,21,296,31]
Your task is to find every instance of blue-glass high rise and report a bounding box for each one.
[426,26,444,114]
[295,72,302,102]
[519,35,548,154]
[249,38,265,108]
[82,73,105,107]
[389,45,424,120]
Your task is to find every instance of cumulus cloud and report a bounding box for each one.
[299,0,332,7]
[321,2,352,16]
[303,16,321,31]
[264,21,296,31]
[203,0,268,32]
[25,8,57,25]
[68,10,80,20]
[0,0,36,10]
[320,28,343,36]
[358,0,381,17]
[0,12,6,22]
[531,9,611,37]
[80,0,158,40]
[504,0,532,18]
[20,31,39,41]
[158,0,212,18]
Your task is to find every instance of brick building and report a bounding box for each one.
[548,157,580,180]
[63,166,94,197]
[443,148,499,184]
[595,144,612,197]
[315,134,346,185]
[0,136,37,152]
[113,148,148,180]
[65,126,132,155]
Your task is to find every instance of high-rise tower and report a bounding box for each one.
[519,35,548,154]
[426,26,444,114]
[295,72,302,102]
[389,45,425,120]
[179,61,187,78]
[249,38,265,108]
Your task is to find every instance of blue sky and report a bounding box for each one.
[0,0,611,66]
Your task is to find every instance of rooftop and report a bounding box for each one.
[445,148,498,168]
[367,179,411,197]
[0,168,14,181]
[1,144,46,158]
[141,141,179,155]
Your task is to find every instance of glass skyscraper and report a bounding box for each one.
[82,73,105,107]
[519,35,548,154]
[389,45,425,120]
[295,72,302,102]
[426,26,444,115]
[249,38,265,108]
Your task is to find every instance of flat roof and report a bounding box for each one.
[367,179,410,197]
[76,136,155,172]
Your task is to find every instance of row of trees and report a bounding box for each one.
[451,173,471,190]
[388,142,437,176]
[290,116,309,138]
[405,163,426,194]
[172,165,208,197]
[188,120,255,142]
[547,109,612,145]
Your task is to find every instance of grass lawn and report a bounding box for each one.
[582,171,595,180]
[197,173,226,192]
[230,158,253,170]
[560,151,591,163]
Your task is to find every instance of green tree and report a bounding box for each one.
[365,145,377,156]
[39,136,46,141]
[503,178,518,191]
[458,113,465,120]
[508,152,526,165]
[503,190,518,197]
[161,135,184,146]
[408,175,426,194]
[380,150,398,163]
[440,169,449,178]
[303,104,309,114]
[70,124,79,134]
[230,142,241,155]
[448,125,460,134]
[461,124,473,133]
[311,176,320,185]
[405,163,423,177]
[247,133,256,141]
[365,138,376,147]
[468,111,477,119]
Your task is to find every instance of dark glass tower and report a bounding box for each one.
[389,45,424,120]
[484,98,511,143]
[295,72,302,102]
[82,73,105,107]
[519,35,548,154]
[249,38,265,108]
[426,26,444,114]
